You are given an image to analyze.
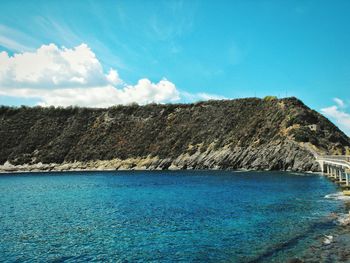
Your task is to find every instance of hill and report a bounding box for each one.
[0,97,349,172]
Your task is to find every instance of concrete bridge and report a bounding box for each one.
[316,155,350,192]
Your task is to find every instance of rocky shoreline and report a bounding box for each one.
[0,139,321,173]
[284,193,350,263]
[294,210,350,263]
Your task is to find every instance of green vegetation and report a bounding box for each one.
[263,96,278,101]
[0,97,349,167]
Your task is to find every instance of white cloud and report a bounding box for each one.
[0,43,111,88]
[0,24,38,52]
[181,91,226,102]
[0,43,183,107]
[106,69,121,85]
[0,36,32,53]
[34,17,82,48]
[0,43,225,107]
[333,97,345,108]
[321,100,350,136]
[0,80,180,108]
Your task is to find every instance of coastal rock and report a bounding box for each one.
[323,235,334,245]
[0,97,349,172]
[336,212,350,226]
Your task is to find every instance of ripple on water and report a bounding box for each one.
[0,171,344,262]
[325,192,350,201]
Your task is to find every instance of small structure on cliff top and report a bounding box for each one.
[308,124,319,132]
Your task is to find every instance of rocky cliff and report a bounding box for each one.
[1,97,349,172]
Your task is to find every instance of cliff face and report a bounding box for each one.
[0,97,349,172]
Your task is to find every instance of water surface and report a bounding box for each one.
[0,171,343,262]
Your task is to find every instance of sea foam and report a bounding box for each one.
[324,192,350,201]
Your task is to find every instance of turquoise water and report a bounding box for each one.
[0,171,343,262]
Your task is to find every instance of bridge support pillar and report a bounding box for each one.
[336,167,340,180]
[340,170,345,182]
[334,167,338,179]
[319,160,324,173]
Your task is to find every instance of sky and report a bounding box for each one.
[0,0,350,135]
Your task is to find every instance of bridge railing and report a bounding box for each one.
[317,155,350,163]
[316,155,350,169]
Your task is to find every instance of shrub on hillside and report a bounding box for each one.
[263,96,278,102]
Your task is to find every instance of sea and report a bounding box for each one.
[0,171,345,262]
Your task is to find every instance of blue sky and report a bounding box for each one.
[0,0,350,134]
